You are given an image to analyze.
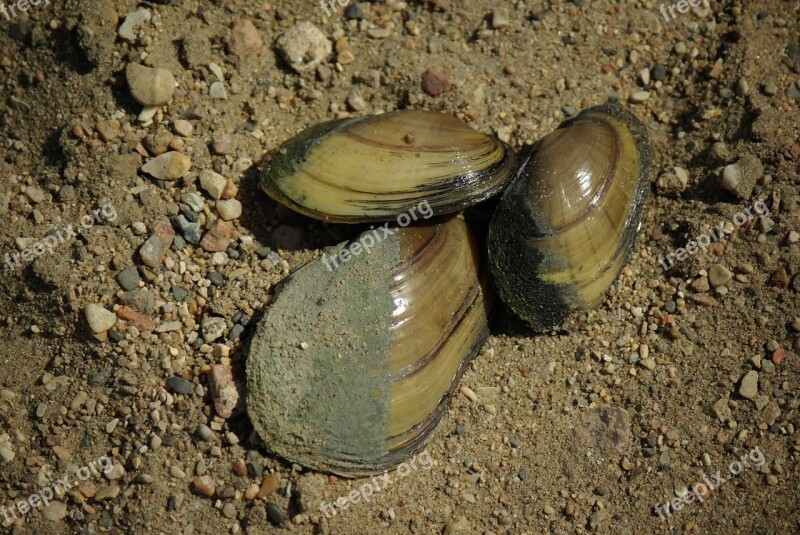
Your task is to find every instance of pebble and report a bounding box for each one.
[200,221,234,253]
[629,90,650,103]
[276,22,332,73]
[170,215,201,245]
[258,474,278,498]
[167,376,194,395]
[708,264,732,287]
[652,65,667,81]
[193,475,216,497]
[0,445,15,463]
[173,119,193,137]
[181,192,205,213]
[443,516,471,534]
[491,10,510,29]
[739,371,759,399]
[207,271,224,286]
[42,501,67,521]
[712,398,731,421]
[209,364,241,418]
[638,68,650,85]
[94,484,120,501]
[344,3,363,19]
[266,503,283,526]
[24,186,45,203]
[346,88,366,111]
[719,155,763,199]
[222,502,237,519]
[227,19,263,55]
[422,69,452,96]
[763,81,778,96]
[200,170,227,199]
[196,424,215,442]
[202,317,227,343]
[116,267,140,291]
[139,235,165,268]
[142,152,192,181]
[118,8,150,42]
[216,199,242,221]
[85,304,117,333]
[209,81,227,100]
[126,63,176,107]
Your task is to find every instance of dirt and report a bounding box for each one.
[0,0,799,534]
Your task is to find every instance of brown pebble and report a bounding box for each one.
[200,221,234,253]
[421,69,452,96]
[258,474,278,498]
[232,459,247,477]
[227,19,263,55]
[221,180,238,200]
[769,268,789,288]
[193,475,216,497]
[690,294,717,307]
[116,306,155,332]
[72,124,86,139]
[771,348,786,365]
[152,216,176,250]
[691,277,710,293]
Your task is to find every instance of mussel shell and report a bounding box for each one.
[246,217,491,476]
[260,110,518,223]
[488,104,652,328]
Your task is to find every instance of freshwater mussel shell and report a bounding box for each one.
[488,104,652,328]
[246,216,491,476]
[260,110,518,223]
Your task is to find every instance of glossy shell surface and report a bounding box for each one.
[260,110,517,223]
[246,217,491,476]
[488,104,652,328]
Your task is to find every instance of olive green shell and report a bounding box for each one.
[246,217,490,476]
[260,110,517,223]
[488,104,652,328]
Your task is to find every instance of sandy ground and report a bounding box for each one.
[1,0,799,533]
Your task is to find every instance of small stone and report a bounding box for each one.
[638,68,650,85]
[421,69,452,96]
[153,216,176,249]
[769,268,789,288]
[771,348,786,365]
[139,235,165,268]
[85,304,117,333]
[200,170,227,199]
[708,264,732,287]
[708,58,724,79]
[221,180,238,200]
[739,371,759,399]
[200,221,234,252]
[258,474,278,498]
[736,77,750,96]
[223,502,237,519]
[209,364,242,418]
[42,501,68,521]
[443,517,471,534]
[181,192,205,213]
[167,376,194,395]
[209,81,227,100]
[712,398,731,421]
[788,231,800,243]
[170,215,201,245]
[227,19,263,56]
[276,22,332,73]
[193,475,216,497]
[94,484,120,501]
[719,155,763,199]
[763,81,779,96]
[173,120,193,137]
[344,3,363,19]
[95,119,121,142]
[691,276,710,293]
[491,10,510,29]
[196,424,215,442]
[629,90,650,103]
[0,445,15,463]
[216,199,242,221]
[23,187,44,204]
[202,317,227,343]
[266,503,283,526]
[116,267,140,291]
[126,63,176,107]
[118,8,150,42]
[116,306,155,332]
[142,152,191,181]
[104,464,126,480]
[346,88,366,111]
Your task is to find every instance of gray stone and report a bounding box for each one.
[126,63,176,107]
[116,267,140,291]
[167,376,194,395]
[139,235,165,268]
[118,9,151,42]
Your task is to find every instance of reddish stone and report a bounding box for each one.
[208,364,244,418]
[772,348,787,365]
[220,180,238,200]
[152,216,175,250]
[258,474,278,498]
[769,268,789,288]
[200,221,234,253]
[421,69,452,96]
[227,19,263,56]
[116,306,156,332]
